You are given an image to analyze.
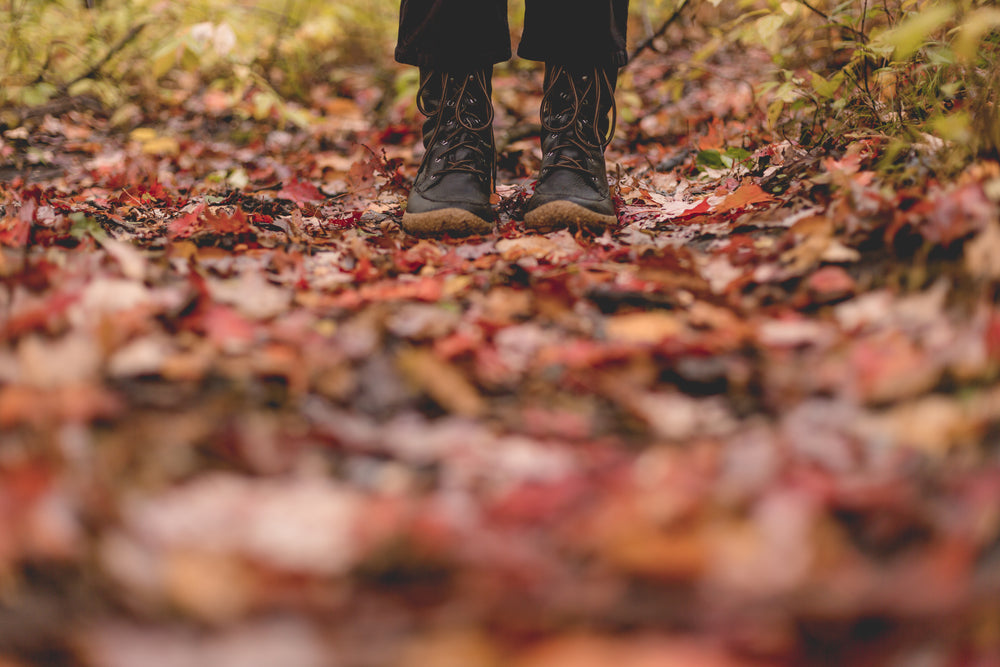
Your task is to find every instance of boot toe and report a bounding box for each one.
[524,173,617,232]
[523,199,618,233]
[403,184,494,237]
[402,207,494,237]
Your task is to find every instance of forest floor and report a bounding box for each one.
[2,37,1000,667]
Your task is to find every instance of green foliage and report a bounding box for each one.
[741,0,1000,167]
[4,0,999,176]
[1,0,400,125]
[696,146,753,170]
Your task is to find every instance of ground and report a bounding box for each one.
[1,34,1000,667]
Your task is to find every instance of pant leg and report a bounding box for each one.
[395,0,512,69]
[517,0,630,67]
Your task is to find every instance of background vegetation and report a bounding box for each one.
[2,0,999,171]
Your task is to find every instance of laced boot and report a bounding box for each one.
[402,68,496,237]
[524,64,619,232]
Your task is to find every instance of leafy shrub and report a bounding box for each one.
[745,0,1000,167]
[1,0,399,123]
[4,0,998,180]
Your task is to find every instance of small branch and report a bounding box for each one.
[268,0,295,67]
[626,0,692,65]
[16,94,103,121]
[796,0,869,43]
[60,21,148,93]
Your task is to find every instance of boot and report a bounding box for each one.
[524,64,619,232]
[401,68,496,237]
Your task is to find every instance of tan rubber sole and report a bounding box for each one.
[401,208,493,237]
[523,200,618,233]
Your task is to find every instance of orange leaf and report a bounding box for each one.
[715,184,774,214]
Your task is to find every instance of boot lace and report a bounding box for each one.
[418,70,495,178]
[539,65,617,177]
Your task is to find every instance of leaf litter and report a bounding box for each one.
[1,35,1000,667]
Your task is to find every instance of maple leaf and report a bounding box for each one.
[168,204,254,240]
[0,216,30,247]
[277,179,325,205]
[714,183,774,214]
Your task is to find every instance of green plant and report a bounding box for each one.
[0,0,400,125]
[748,0,1000,167]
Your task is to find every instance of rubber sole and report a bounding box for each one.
[523,200,618,233]
[401,207,493,237]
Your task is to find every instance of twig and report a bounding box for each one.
[268,0,295,68]
[626,0,692,65]
[16,94,103,121]
[60,21,148,93]
[796,0,869,43]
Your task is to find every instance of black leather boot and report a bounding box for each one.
[402,68,496,237]
[524,64,619,232]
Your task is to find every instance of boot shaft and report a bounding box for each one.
[414,68,496,190]
[417,68,495,152]
[540,64,618,150]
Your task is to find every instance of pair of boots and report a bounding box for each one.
[401,64,619,236]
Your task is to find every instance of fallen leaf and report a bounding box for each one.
[806,265,856,301]
[397,348,485,417]
[966,221,1000,280]
[605,311,683,344]
[714,183,774,213]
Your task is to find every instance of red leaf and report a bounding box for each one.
[167,203,207,238]
[986,312,1000,361]
[806,266,856,300]
[0,215,31,247]
[2,290,80,338]
[278,179,325,205]
[201,305,257,349]
[168,204,253,239]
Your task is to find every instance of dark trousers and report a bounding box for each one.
[396,0,630,70]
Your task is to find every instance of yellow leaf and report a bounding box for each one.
[955,8,1000,62]
[756,14,785,45]
[141,136,180,156]
[129,127,157,143]
[931,110,972,143]
[810,71,844,98]
[767,99,784,128]
[151,41,180,80]
[879,4,955,60]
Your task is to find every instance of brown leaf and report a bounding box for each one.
[605,311,683,344]
[164,550,254,623]
[515,636,753,667]
[851,334,944,403]
[966,221,1000,280]
[397,348,485,417]
[495,231,581,262]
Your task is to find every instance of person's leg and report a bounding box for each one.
[396,0,509,236]
[396,0,511,69]
[519,0,629,231]
[517,0,629,68]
